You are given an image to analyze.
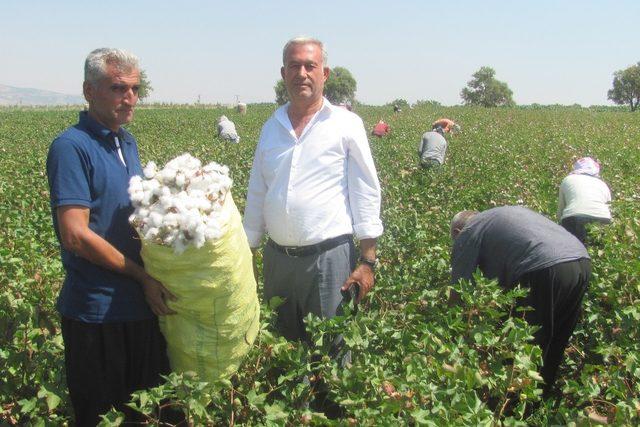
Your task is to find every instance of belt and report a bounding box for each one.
[267,234,353,258]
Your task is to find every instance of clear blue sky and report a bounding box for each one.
[2,0,638,105]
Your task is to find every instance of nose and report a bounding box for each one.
[123,87,138,104]
[294,64,307,78]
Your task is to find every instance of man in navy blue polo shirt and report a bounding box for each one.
[46,48,176,426]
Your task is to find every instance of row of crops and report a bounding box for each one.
[1,105,639,425]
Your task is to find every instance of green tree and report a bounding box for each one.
[274,79,288,105]
[274,66,358,105]
[324,66,357,105]
[413,99,442,108]
[138,70,153,101]
[387,98,410,110]
[607,62,640,112]
[460,66,514,107]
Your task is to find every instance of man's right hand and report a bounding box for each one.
[140,275,177,316]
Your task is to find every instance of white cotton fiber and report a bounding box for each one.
[128,153,232,254]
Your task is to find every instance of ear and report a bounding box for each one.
[323,66,330,82]
[82,81,93,103]
[451,227,462,240]
[280,66,285,80]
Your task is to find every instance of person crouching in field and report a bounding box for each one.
[558,157,612,245]
[217,115,240,143]
[46,48,176,426]
[372,119,390,137]
[450,206,591,396]
[431,117,461,134]
[418,126,448,169]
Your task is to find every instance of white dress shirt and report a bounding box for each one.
[557,173,612,221]
[243,98,383,247]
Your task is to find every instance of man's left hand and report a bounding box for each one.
[341,264,375,304]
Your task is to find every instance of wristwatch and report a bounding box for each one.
[358,256,379,271]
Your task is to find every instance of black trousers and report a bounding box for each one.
[61,316,171,426]
[517,258,591,395]
[561,215,610,245]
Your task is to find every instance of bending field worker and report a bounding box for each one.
[450,206,591,396]
[419,126,448,168]
[431,117,461,133]
[558,156,612,244]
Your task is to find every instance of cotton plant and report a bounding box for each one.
[129,153,233,254]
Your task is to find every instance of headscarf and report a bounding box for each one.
[571,157,600,177]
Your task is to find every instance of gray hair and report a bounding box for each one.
[84,48,139,86]
[282,36,328,67]
[450,210,478,239]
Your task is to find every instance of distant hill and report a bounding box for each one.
[0,84,84,106]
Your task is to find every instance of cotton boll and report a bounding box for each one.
[160,167,177,184]
[137,207,150,218]
[144,227,159,241]
[188,189,205,201]
[204,225,222,240]
[149,212,163,228]
[129,175,144,193]
[158,194,174,210]
[141,190,155,206]
[175,172,186,188]
[163,228,179,245]
[143,161,157,179]
[130,190,144,206]
[130,153,234,251]
[163,212,179,227]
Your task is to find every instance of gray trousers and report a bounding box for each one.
[263,240,356,342]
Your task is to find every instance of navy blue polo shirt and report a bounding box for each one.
[46,111,154,322]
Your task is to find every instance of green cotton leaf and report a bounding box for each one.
[264,403,287,421]
[45,392,61,411]
[18,397,37,414]
[138,390,148,407]
[246,389,266,407]
[268,296,286,310]
[528,370,544,382]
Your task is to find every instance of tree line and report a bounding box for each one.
[138,62,640,111]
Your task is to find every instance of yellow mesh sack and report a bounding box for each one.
[139,193,259,382]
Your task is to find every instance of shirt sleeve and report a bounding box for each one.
[346,117,383,240]
[46,137,92,208]
[451,230,481,284]
[242,135,267,247]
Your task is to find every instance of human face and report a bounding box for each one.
[281,43,329,105]
[84,64,140,132]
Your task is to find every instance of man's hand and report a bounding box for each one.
[341,264,374,304]
[140,275,177,316]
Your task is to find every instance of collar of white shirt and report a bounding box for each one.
[274,97,333,141]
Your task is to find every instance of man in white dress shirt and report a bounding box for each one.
[243,36,383,342]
